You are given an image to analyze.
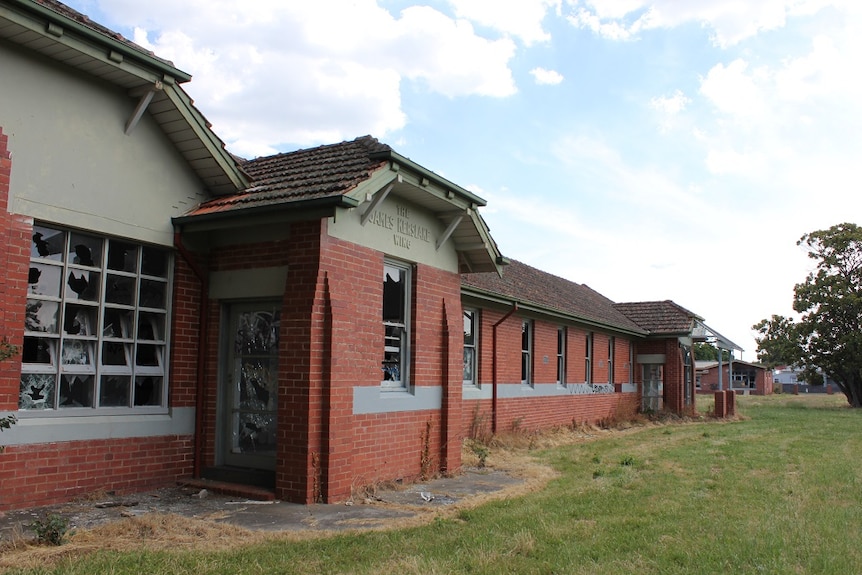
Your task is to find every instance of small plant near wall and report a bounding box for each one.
[29,513,73,546]
[0,339,18,443]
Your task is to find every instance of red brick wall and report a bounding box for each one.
[0,127,197,511]
[0,435,193,511]
[0,127,31,412]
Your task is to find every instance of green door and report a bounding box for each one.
[222,302,280,471]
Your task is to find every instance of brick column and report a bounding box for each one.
[0,127,32,412]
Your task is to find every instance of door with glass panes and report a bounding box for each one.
[221,302,280,470]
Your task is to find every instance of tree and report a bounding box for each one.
[693,342,732,362]
[753,223,862,407]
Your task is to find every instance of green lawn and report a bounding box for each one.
[14,393,862,574]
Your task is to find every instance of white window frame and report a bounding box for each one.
[608,336,615,385]
[557,326,567,386]
[20,224,171,414]
[381,260,411,389]
[463,308,478,387]
[521,320,533,386]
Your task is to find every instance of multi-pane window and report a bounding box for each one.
[557,327,566,385]
[463,309,477,386]
[608,336,615,384]
[585,332,593,384]
[521,320,532,385]
[21,225,170,411]
[629,342,634,384]
[382,260,410,388]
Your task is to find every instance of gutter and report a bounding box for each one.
[492,302,518,434]
[173,231,208,479]
[7,0,192,82]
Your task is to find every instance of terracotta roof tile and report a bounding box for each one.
[613,300,700,335]
[462,260,646,334]
[35,0,177,68]
[186,136,390,217]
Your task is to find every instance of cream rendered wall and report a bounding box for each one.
[0,44,208,247]
[328,195,460,273]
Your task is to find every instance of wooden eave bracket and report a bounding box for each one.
[436,212,466,251]
[360,174,402,226]
[125,81,164,135]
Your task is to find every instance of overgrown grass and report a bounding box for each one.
[8,394,862,574]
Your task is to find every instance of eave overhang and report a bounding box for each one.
[350,161,505,275]
[461,285,648,338]
[172,194,360,233]
[0,0,248,196]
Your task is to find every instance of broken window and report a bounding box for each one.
[382,260,410,389]
[463,309,477,386]
[20,224,171,411]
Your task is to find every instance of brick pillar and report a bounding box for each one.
[725,389,736,417]
[714,391,727,418]
[0,127,31,412]
[439,298,462,476]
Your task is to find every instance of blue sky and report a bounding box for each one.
[64,0,862,359]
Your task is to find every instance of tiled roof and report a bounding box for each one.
[462,260,646,334]
[613,300,700,335]
[35,0,180,71]
[186,136,390,218]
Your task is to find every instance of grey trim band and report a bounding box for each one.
[353,386,442,415]
[0,407,194,446]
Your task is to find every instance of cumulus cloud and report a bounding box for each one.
[530,67,564,85]
[650,90,691,115]
[98,0,518,156]
[448,0,561,45]
[565,0,835,47]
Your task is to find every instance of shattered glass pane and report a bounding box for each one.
[233,412,276,454]
[63,304,97,336]
[19,373,56,409]
[235,311,280,356]
[103,308,132,339]
[59,374,94,408]
[68,233,102,267]
[107,240,138,272]
[65,270,100,302]
[28,263,62,297]
[137,312,163,341]
[31,226,65,261]
[23,337,56,364]
[141,246,168,277]
[138,279,165,309]
[105,273,135,305]
[99,375,130,407]
[134,376,161,406]
[25,300,59,333]
[238,359,278,411]
[135,344,161,367]
[102,341,130,366]
[61,340,94,366]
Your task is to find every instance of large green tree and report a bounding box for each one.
[753,223,862,407]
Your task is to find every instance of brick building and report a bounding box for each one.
[696,359,774,395]
[0,0,739,510]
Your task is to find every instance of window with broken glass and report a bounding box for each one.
[382,260,410,389]
[521,320,533,385]
[463,309,478,386]
[20,225,170,411]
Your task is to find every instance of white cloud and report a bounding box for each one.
[98,0,518,154]
[650,89,691,115]
[566,0,837,47]
[530,67,564,85]
[448,0,561,45]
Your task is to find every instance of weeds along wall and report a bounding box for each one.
[461,305,640,440]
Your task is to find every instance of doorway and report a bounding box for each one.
[218,302,281,474]
[642,364,663,412]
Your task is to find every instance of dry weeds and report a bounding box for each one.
[0,415,699,573]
